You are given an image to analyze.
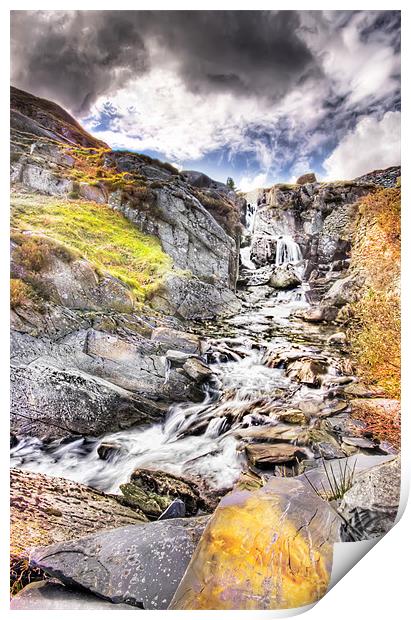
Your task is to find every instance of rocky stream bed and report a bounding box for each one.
[11,184,401,610]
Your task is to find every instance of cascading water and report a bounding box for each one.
[275,235,302,266]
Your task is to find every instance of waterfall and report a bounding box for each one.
[245,202,257,233]
[275,236,302,267]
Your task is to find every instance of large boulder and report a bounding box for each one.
[340,456,401,538]
[169,476,342,610]
[10,468,146,590]
[296,172,317,185]
[30,517,209,610]
[269,264,301,290]
[10,361,166,440]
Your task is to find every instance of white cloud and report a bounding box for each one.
[323,111,400,180]
[238,172,269,192]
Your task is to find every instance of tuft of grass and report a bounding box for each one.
[11,193,173,301]
[304,458,357,502]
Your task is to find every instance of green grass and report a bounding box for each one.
[11,192,173,301]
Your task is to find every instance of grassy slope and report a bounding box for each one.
[11,192,173,301]
[349,186,400,399]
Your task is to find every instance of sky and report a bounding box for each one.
[11,10,401,190]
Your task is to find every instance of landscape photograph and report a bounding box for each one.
[9,9,401,611]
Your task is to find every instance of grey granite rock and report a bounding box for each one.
[10,581,137,610]
[31,517,209,609]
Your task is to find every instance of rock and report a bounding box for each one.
[340,457,401,538]
[322,273,364,308]
[275,409,307,425]
[109,182,238,288]
[10,581,136,610]
[245,443,307,467]
[151,326,202,354]
[182,358,213,381]
[269,264,301,289]
[119,468,218,518]
[97,442,124,461]
[341,436,376,449]
[169,477,342,610]
[149,274,241,320]
[296,305,338,323]
[286,358,328,387]
[10,362,166,440]
[165,349,192,363]
[296,172,317,185]
[327,331,347,345]
[30,517,209,609]
[159,499,186,520]
[239,265,273,286]
[10,468,146,588]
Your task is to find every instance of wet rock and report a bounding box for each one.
[151,326,202,354]
[245,442,307,467]
[340,456,401,538]
[10,581,136,610]
[286,358,328,387]
[97,441,124,461]
[343,382,385,398]
[31,517,209,609]
[169,477,342,610]
[182,358,213,381]
[296,172,317,185]
[11,362,166,440]
[10,468,146,587]
[122,468,217,518]
[269,264,301,289]
[275,408,307,425]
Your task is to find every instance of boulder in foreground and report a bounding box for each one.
[169,476,342,610]
[31,517,209,610]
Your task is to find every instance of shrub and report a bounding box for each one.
[10,279,34,308]
[348,187,400,399]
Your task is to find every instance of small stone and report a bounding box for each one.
[341,436,376,449]
[97,442,123,461]
[327,331,347,345]
[159,498,186,520]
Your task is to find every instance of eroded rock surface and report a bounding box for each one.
[31,517,209,610]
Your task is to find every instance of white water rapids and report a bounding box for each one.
[10,210,332,497]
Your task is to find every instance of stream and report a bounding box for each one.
[10,197,368,495]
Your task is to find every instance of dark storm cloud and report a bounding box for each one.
[11,10,317,115]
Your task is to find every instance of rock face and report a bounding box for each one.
[169,477,342,610]
[30,517,209,610]
[149,273,241,320]
[11,87,242,321]
[10,468,146,588]
[340,456,401,538]
[11,318,213,439]
[10,581,137,610]
[249,179,375,303]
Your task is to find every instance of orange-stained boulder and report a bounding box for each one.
[169,476,342,610]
